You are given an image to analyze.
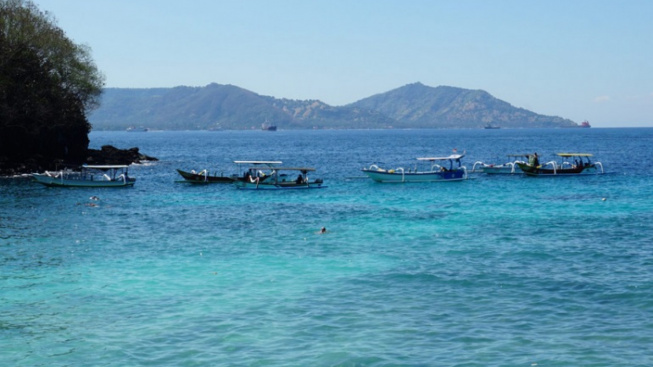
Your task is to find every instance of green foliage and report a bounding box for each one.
[0,0,104,169]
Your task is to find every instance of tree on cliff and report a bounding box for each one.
[0,0,104,172]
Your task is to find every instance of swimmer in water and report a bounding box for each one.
[319,227,326,234]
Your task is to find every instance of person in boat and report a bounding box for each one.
[529,153,539,167]
[295,174,304,184]
[244,171,258,183]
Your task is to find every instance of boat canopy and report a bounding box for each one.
[557,153,593,157]
[233,160,282,165]
[417,153,465,161]
[83,165,130,169]
[269,167,316,172]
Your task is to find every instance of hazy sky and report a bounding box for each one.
[34,0,653,127]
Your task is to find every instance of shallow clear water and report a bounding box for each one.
[2,128,653,366]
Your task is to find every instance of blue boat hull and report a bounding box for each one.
[234,180,326,190]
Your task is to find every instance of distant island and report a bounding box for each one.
[89,82,578,130]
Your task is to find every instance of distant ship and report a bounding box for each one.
[580,120,591,128]
[126,126,148,132]
[484,123,500,129]
[261,122,277,131]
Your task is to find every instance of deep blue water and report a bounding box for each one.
[2,128,653,366]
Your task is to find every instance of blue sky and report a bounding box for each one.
[34,0,653,127]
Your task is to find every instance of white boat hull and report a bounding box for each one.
[471,159,526,175]
[480,165,523,174]
[32,173,135,187]
[361,169,467,183]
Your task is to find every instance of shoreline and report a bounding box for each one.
[0,145,157,177]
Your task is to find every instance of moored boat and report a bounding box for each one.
[471,154,528,174]
[362,153,468,183]
[32,165,136,187]
[261,122,277,131]
[233,165,326,190]
[178,161,282,184]
[516,153,604,176]
[176,169,237,183]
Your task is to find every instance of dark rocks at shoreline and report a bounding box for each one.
[0,145,157,177]
[0,155,55,177]
[86,145,158,166]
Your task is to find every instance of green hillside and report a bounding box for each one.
[350,83,576,128]
[89,82,577,130]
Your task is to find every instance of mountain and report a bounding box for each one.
[89,83,395,131]
[88,82,577,130]
[349,83,576,128]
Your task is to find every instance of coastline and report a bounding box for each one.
[0,145,157,177]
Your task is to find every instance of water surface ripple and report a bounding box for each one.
[2,128,653,366]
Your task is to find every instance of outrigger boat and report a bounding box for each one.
[176,169,237,184]
[177,160,282,184]
[516,153,604,176]
[32,165,135,187]
[471,154,529,174]
[233,164,326,190]
[362,153,468,183]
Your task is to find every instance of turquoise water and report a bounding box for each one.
[2,128,653,366]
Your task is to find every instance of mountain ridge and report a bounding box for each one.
[89,82,577,130]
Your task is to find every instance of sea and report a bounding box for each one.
[2,128,653,366]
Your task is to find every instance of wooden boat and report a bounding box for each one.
[471,154,528,174]
[176,169,237,184]
[32,165,135,187]
[362,153,468,183]
[516,153,604,176]
[178,161,282,184]
[233,166,326,190]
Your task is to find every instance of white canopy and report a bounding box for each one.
[233,160,282,165]
[417,153,465,161]
[83,165,130,169]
